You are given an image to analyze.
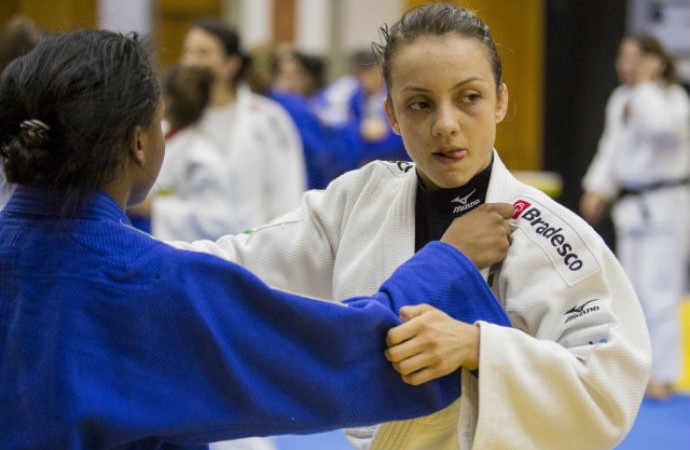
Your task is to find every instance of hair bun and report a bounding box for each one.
[19,119,50,147]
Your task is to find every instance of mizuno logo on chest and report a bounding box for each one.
[451,189,480,214]
[451,189,476,205]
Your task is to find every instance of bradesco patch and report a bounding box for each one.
[511,198,599,286]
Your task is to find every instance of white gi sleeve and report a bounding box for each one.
[581,87,628,198]
[628,82,690,140]
[170,173,353,300]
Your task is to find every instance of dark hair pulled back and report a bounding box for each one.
[372,3,502,92]
[630,34,678,85]
[165,65,212,130]
[192,18,251,85]
[0,29,160,212]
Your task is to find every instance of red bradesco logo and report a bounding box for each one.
[512,200,531,219]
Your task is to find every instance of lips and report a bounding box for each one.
[433,147,468,163]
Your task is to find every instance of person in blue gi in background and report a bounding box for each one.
[0,30,514,449]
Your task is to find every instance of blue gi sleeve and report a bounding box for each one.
[144,239,507,443]
[353,241,511,327]
[64,240,508,446]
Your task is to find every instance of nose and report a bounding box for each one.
[180,50,200,67]
[431,103,460,138]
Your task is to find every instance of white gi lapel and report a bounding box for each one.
[381,165,417,279]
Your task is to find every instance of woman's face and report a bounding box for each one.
[385,33,508,190]
[615,39,642,85]
[274,57,310,95]
[181,28,238,84]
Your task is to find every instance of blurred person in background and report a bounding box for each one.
[267,48,338,189]
[0,15,41,209]
[314,50,408,172]
[129,65,240,241]
[581,34,690,400]
[346,49,408,165]
[180,19,307,235]
[270,47,324,98]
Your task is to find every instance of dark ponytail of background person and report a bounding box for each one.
[631,34,678,86]
[164,64,213,132]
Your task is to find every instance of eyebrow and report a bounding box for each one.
[400,76,487,93]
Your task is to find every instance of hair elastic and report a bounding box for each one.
[19,119,50,147]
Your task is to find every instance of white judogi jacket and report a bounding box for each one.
[196,85,307,234]
[151,126,233,241]
[177,153,651,450]
[583,81,690,231]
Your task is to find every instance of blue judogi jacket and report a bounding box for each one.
[0,187,510,449]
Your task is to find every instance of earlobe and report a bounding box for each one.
[130,126,146,166]
[495,83,509,124]
[384,99,401,135]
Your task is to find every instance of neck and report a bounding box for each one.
[211,81,237,106]
[101,161,143,211]
[101,182,129,211]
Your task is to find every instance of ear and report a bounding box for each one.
[222,54,243,81]
[130,125,146,167]
[384,98,401,135]
[495,83,509,124]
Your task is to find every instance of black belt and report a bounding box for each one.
[619,176,690,199]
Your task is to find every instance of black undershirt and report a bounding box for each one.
[415,160,493,252]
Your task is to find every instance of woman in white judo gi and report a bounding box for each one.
[179,19,307,235]
[581,35,690,400]
[177,4,651,449]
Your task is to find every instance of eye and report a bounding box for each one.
[461,92,481,104]
[408,100,430,111]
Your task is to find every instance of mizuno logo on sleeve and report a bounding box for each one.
[564,299,600,323]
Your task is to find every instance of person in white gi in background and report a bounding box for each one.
[180,19,306,235]
[176,4,651,449]
[581,34,690,401]
[129,64,240,241]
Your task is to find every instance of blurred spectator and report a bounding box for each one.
[129,65,242,241]
[271,48,325,97]
[348,49,407,164]
[0,15,40,71]
[180,19,306,234]
[581,35,690,401]
[314,50,408,172]
[267,48,342,189]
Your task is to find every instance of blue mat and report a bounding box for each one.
[274,430,350,450]
[274,394,690,450]
[615,394,690,450]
